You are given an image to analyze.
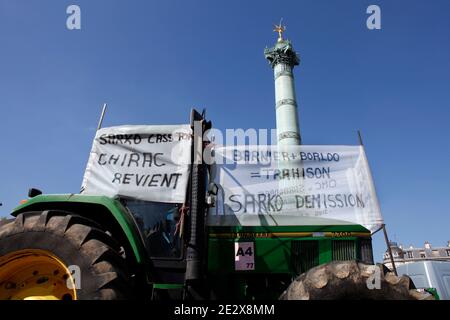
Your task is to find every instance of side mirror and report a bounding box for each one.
[28,188,42,198]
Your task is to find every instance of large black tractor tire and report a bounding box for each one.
[0,211,134,300]
[280,260,434,300]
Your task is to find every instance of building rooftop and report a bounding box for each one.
[383,241,450,270]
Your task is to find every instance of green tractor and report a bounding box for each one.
[0,110,429,300]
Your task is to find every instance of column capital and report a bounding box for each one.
[264,40,300,69]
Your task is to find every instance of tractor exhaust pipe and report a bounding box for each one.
[185,109,210,298]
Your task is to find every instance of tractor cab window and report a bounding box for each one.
[123,199,183,259]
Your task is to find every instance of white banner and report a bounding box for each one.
[209,145,383,232]
[81,125,192,203]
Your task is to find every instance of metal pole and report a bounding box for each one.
[382,224,398,275]
[97,103,107,131]
[371,225,384,236]
[80,103,107,194]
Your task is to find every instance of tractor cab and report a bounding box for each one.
[122,199,182,259]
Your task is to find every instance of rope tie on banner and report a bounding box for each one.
[174,204,189,237]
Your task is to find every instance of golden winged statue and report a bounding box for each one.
[273,18,286,42]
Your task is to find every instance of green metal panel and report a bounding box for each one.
[253,237,291,273]
[319,239,332,265]
[12,194,147,264]
[153,283,184,289]
[208,224,370,276]
[208,238,234,272]
[208,237,291,274]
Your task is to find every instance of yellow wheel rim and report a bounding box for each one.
[0,249,78,300]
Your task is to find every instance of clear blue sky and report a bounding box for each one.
[1,0,449,262]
